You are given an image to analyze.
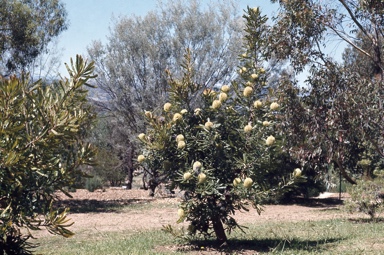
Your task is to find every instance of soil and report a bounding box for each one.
[49,189,351,235]
[37,188,357,254]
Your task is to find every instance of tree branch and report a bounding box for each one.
[328,26,372,58]
[338,0,376,45]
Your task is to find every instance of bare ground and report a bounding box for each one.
[47,188,352,238]
[30,188,370,254]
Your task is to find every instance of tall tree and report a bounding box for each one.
[87,0,244,190]
[269,0,384,184]
[0,0,68,75]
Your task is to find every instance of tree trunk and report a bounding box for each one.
[336,159,357,185]
[148,177,157,197]
[362,166,373,181]
[212,218,227,245]
[125,146,134,189]
[126,166,133,189]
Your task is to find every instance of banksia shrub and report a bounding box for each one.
[138,8,301,244]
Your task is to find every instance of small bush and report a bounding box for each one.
[85,176,104,192]
[345,178,384,220]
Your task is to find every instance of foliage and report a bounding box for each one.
[87,0,244,190]
[85,176,105,192]
[87,117,127,188]
[238,6,317,202]
[0,55,96,254]
[345,178,384,220]
[138,8,303,244]
[268,0,384,185]
[93,148,126,187]
[0,0,68,75]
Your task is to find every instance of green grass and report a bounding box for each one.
[34,230,182,255]
[33,217,384,254]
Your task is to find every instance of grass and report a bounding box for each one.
[33,215,384,254]
[34,230,182,255]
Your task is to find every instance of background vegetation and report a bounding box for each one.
[1,0,384,253]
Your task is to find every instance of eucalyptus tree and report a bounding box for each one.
[0,0,68,75]
[270,0,384,184]
[87,0,244,190]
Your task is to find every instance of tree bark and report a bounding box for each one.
[212,218,227,245]
[336,158,357,185]
[125,146,134,189]
[125,165,133,189]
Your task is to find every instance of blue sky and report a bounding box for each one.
[56,0,279,75]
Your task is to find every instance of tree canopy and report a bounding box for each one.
[0,0,68,75]
[269,0,384,184]
[87,0,244,189]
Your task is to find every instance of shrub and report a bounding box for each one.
[345,178,384,220]
[0,56,96,253]
[85,175,105,192]
[138,8,303,244]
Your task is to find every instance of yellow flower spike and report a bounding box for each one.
[144,110,152,118]
[262,121,270,127]
[243,87,253,97]
[193,161,202,171]
[198,173,207,184]
[219,92,228,102]
[137,155,145,163]
[173,113,182,122]
[205,120,214,130]
[293,168,302,178]
[212,100,222,110]
[203,89,215,97]
[241,53,247,58]
[164,102,172,112]
[233,178,241,187]
[221,85,230,92]
[244,124,253,133]
[260,67,265,73]
[176,134,185,142]
[242,67,247,72]
[177,208,185,217]
[244,178,253,189]
[266,135,276,145]
[177,140,186,149]
[183,172,192,181]
[180,109,188,115]
[194,108,202,116]
[270,102,280,111]
[250,73,258,80]
[254,100,263,108]
[138,133,145,140]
